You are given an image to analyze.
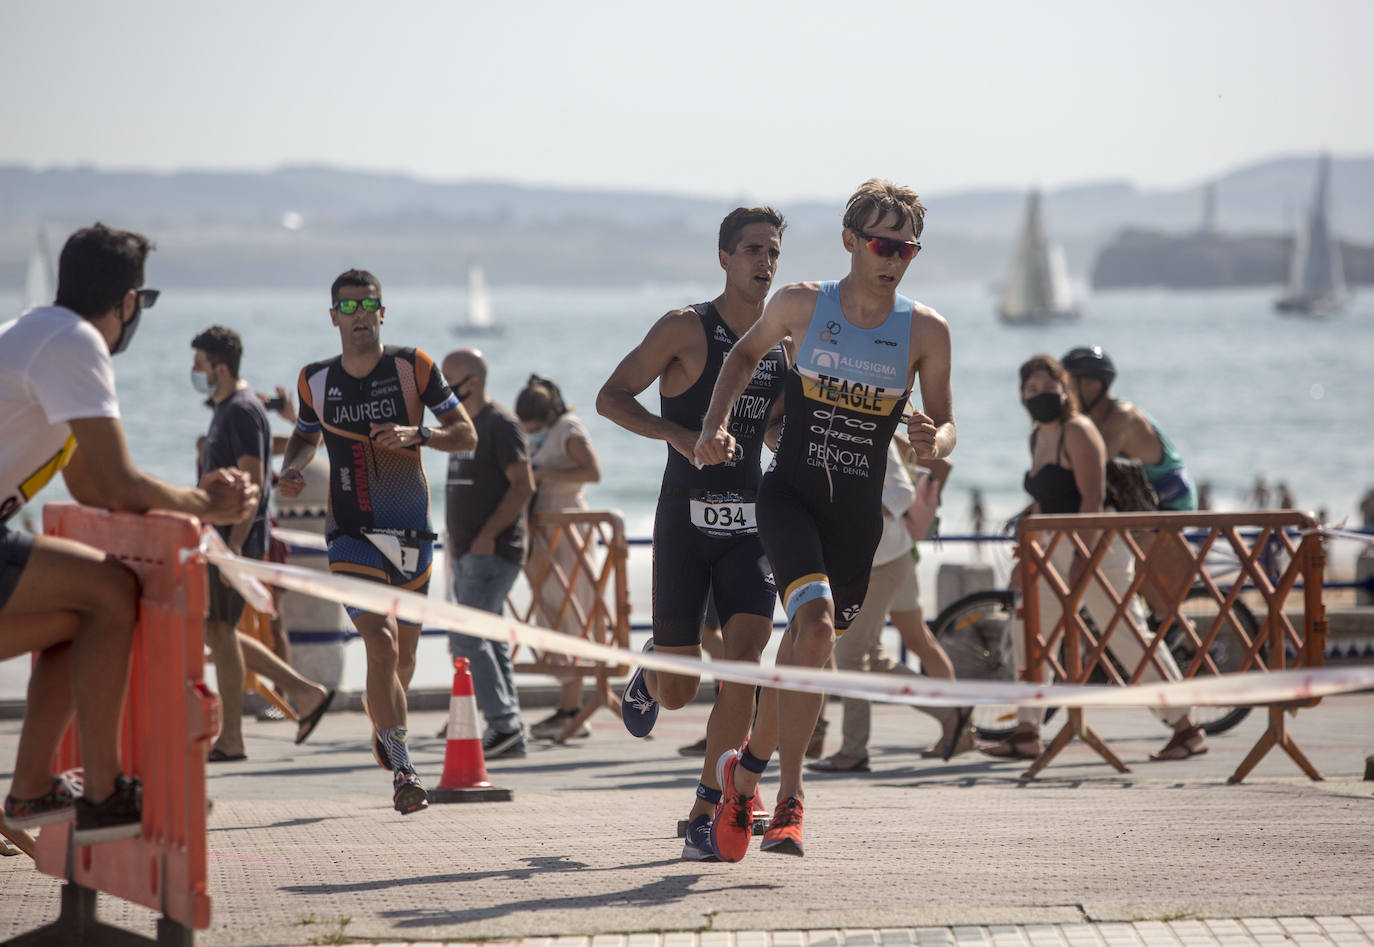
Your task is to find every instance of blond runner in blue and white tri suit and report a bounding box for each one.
[695,180,957,861]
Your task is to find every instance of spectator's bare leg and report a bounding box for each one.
[892,606,961,742]
[236,632,328,718]
[11,637,73,798]
[0,536,138,803]
[206,619,245,756]
[557,673,583,713]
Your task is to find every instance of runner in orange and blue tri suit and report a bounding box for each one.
[279,269,476,814]
[695,180,957,860]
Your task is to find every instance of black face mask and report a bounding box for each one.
[110,302,142,356]
[1024,392,1064,423]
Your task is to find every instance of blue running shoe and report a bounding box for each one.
[682,813,719,862]
[621,640,659,737]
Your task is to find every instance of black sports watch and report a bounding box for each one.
[417,425,433,446]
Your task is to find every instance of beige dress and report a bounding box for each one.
[527,413,597,638]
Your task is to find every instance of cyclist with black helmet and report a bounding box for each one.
[1059,345,1207,761]
[1060,346,1197,511]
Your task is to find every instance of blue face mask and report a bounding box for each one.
[191,369,212,395]
[528,428,550,451]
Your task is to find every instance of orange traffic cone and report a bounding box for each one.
[429,658,514,803]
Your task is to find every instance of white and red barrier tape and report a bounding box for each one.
[197,533,1374,710]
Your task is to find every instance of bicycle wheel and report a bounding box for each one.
[1159,588,1261,735]
[931,590,1027,741]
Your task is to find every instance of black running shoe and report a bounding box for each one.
[73,775,142,845]
[392,771,428,815]
[481,728,527,759]
[677,735,709,758]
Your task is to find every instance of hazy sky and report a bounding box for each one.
[5,0,1370,200]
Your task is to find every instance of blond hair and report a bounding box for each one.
[842,179,926,239]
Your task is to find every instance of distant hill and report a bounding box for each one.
[2,155,1371,288]
[1092,229,1374,289]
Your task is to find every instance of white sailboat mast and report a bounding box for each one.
[467,264,493,328]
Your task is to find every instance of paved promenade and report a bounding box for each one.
[3,690,1372,946]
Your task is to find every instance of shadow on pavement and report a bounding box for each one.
[209,816,344,833]
[279,855,691,895]
[375,870,780,929]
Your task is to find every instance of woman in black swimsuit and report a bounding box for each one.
[979,355,1205,762]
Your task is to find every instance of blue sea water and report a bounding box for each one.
[2,280,1371,696]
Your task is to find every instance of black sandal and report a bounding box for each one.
[294,690,336,745]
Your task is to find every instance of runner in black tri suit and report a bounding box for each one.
[597,207,788,861]
[696,181,957,861]
[279,269,476,815]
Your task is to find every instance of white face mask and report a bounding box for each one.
[191,369,212,395]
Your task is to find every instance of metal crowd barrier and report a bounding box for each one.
[20,503,217,946]
[1016,510,1327,783]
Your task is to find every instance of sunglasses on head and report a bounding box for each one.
[334,297,381,315]
[135,288,160,309]
[852,229,921,261]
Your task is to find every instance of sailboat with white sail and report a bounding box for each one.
[450,263,504,337]
[22,226,56,314]
[998,189,1079,324]
[1275,154,1349,317]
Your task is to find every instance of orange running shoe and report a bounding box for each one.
[760,795,804,856]
[709,750,754,862]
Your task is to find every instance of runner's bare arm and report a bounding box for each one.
[277,430,321,499]
[596,309,704,461]
[62,416,258,526]
[906,306,956,461]
[470,461,536,556]
[370,403,476,453]
[695,284,812,465]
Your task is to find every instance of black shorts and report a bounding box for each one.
[651,493,775,648]
[756,471,882,632]
[207,559,255,627]
[0,523,36,612]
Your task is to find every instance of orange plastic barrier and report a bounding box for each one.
[236,605,298,722]
[25,503,217,943]
[1016,510,1327,782]
[509,510,630,740]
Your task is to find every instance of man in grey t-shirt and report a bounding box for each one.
[442,348,535,758]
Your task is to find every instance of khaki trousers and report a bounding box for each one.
[832,553,937,758]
